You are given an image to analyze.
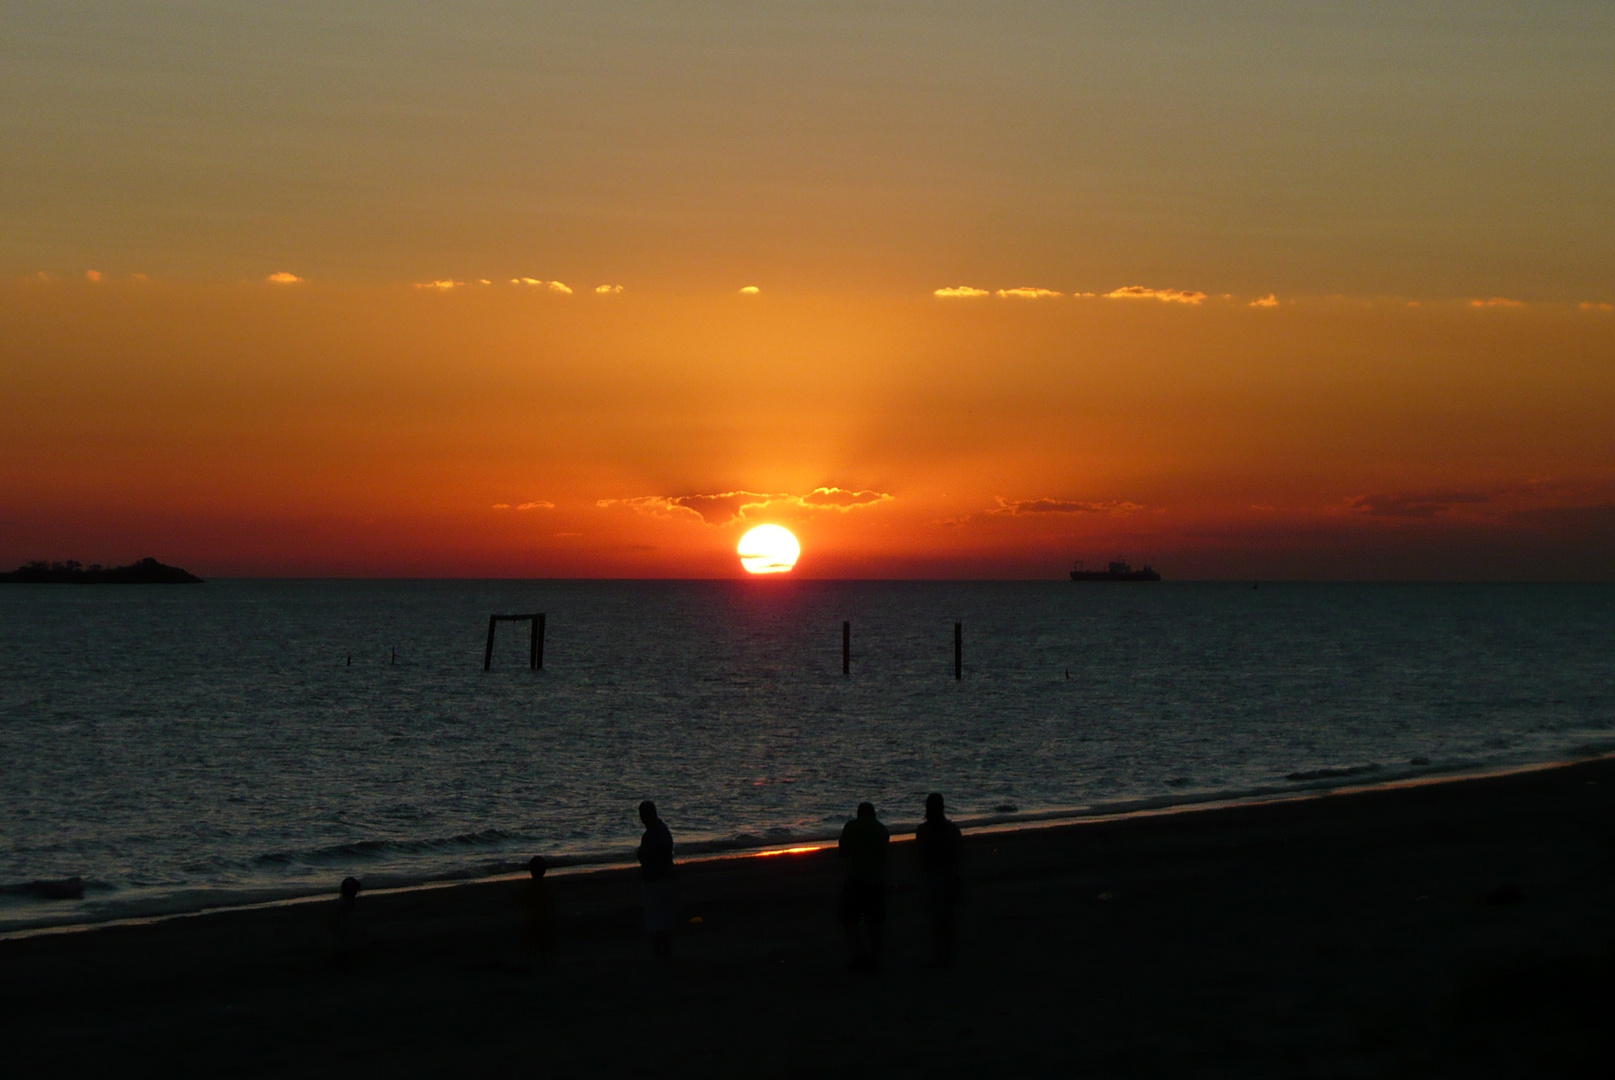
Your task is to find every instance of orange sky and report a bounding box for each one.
[3,4,1613,578]
[4,278,1612,578]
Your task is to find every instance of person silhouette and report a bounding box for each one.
[915,792,964,966]
[522,855,556,964]
[837,801,889,970]
[330,876,365,962]
[637,801,676,959]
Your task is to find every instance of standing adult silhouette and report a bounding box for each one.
[837,801,890,970]
[637,800,676,959]
[915,792,964,965]
[330,876,365,964]
[522,855,556,965]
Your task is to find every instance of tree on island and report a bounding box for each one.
[0,557,203,584]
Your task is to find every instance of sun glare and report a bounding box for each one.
[737,524,800,574]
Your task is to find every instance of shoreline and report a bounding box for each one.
[6,748,1607,940]
[5,751,1614,1074]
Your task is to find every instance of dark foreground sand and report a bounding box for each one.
[5,760,1615,1078]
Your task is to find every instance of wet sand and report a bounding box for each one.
[4,759,1615,1077]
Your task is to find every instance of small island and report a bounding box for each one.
[0,558,204,584]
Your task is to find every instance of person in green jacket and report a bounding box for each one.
[837,801,889,970]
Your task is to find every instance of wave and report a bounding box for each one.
[0,877,117,901]
[1284,763,1380,782]
[253,828,527,866]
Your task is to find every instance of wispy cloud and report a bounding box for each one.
[1349,491,1490,519]
[1469,297,1524,309]
[598,492,780,524]
[1104,286,1206,305]
[600,487,895,525]
[996,287,1061,299]
[85,270,102,283]
[1249,293,1279,308]
[511,278,572,293]
[416,280,464,291]
[491,503,511,510]
[992,497,1143,516]
[516,501,554,511]
[1580,301,1613,312]
[799,487,894,511]
[595,285,624,295]
[934,285,990,298]
[739,286,761,296]
[266,271,302,284]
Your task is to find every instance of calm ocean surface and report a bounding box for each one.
[2,580,1612,929]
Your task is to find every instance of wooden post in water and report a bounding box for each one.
[485,613,545,671]
[954,621,962,680]
[842,620,850,675]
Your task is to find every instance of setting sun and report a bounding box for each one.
[737,525,800,575]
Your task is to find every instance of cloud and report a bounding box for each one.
[739,286,761,295]
[996,287,1061,299]
[599,492,780,524]
[491,503,511,510]
[1104,286,1206,305]
[85,270,102,283]
[1580,301,1613,312]
[1349,491,1490,519]
[416,280,463,291]
[515,501,554,511]
[1507,503,1615,535]
[595,284,624,295]
[266,271,302,284]
[799,487,894,511]
[511,278,572,293]
[934,286,990,298]
[992,497,1143,516]
[1469,297,1524,308]
[1249,294,1279,308]
[600,487,895,525]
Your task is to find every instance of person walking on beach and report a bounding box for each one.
[330,876,365,964]
[521,855,556,965]
[837,801,890,970]
[637,800,676,959]
[916,792,964,966]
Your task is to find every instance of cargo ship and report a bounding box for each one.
[1070,559,1161,582]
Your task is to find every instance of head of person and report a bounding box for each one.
[528,855,547,879]
[857,801,875,820]
[339,876,362,901]
[639,800,658,827]
[925,792,945,821]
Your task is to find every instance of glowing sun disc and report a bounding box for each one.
[738,525,800,574]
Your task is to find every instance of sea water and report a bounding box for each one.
[1,580,1611,929]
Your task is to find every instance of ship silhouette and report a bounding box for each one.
[1070,559,1161,582]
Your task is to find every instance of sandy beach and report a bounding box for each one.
[4,759,1614,1077]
